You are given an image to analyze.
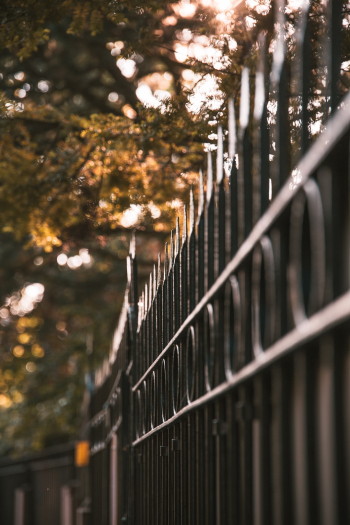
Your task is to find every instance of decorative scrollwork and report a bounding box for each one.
[150,371,156,429]
[186,326,196,403]
[172,345,180,414]
[289,178,325,325]
[161,359,167,422]
[252,235,276,357]
[204,304,215,392]
[141,380,147,435]
[224,276,242,378]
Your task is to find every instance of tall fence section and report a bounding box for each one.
[88,2,350,524]
[1,1,350,524]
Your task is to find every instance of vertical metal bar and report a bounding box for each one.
[317,335,338,525]
[206,152,215,291]
[227,99,238,259]
[174,424,181,525]
[328,0,342,112]
[253,34,269,224]
[181,205,188,324]
[292,352,309,525]
[333,329,350,525]
[157,433,161,525]
[271,362,293,525]
[197,171,205,302]
[238,385,253,525]
[168,428,174,525]
[215,125,226,278]
[174,218,181,333]
[189,189,196,313]
[163,243,169,348]
[341,335,350,524]
[269,0,288,196]
[196,409,205,525]
[181,419,188,525]
[238,68,252,246]
[204,404,215,525]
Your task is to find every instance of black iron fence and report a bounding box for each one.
[2,1,350,524]
[88,2,350,524]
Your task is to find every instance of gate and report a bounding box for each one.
[88,1,350,524]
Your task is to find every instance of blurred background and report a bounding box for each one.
[0,0,350,456]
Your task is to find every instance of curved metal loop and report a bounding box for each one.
[160,359,167,423]
[289,178,325,326]
[204,304,215,392]
[224,276,242,379]
[141,380,147,435]
[186,326,196,404]
[252,235,276,357]
[172,345,180,415]
[150,371,156,430]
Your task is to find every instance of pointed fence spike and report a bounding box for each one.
[217,124,223,183]
[228,98,236,160]
[182,204,187,245]
[129,231,136,258]
[164,242,168,278]
[190,187,195,234]
[157,253,161,287]
[198,169,204,219]
[270,0,285,85]
[207,151,213,203]
[149,272,153,305]
[254,34,266,121]
[170,230,174,270]
[137,296,141,327]
[153,264,157,297]
[240,67,250,130]
[144,284,148,313]
[126,256,131,284]
[175,217,180,256]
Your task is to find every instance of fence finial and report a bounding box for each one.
[217,124,223,184]
[240,67,250,130]
[164,242,168,278]
[153,264,157,297]
[149,271,153,306]
[144,284,148,313]
[190,186,195,234]
[175,217,180,257]
[126,256,131,284]
[228,98,236,160]
[198,169,204,220]
[157,253,161,288]
[207,151,213,202]
[254,33,266,121]
[129,231,136,258]
[271,0,285,85]
[182,204,187,245]
[137,295,141,327]
[170,230,174,270]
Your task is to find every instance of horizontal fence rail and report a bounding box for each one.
[86,2,350,524]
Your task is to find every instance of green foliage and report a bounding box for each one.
[0,0,350,455]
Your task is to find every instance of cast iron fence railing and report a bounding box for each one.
[88,1,350,524]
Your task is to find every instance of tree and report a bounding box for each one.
[1,0,350,455]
